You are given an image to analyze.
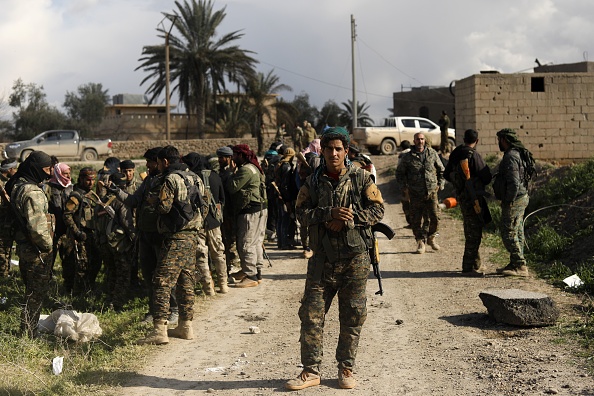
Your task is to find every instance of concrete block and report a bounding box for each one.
[479,289,559,326]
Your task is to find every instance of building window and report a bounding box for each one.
[531,77,545,92]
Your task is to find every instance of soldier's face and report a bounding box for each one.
[414,134,426,151]
[124,168,135,181]
[323,139,348,173]
[82,177,95,191]
[218,155,231,168]
[42,166,51,178]
[62,169,71,180]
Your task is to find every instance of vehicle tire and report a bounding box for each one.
[380,139,397,155]
[448,138,456,152]
[81,149,98,161]
[20,150,32,162]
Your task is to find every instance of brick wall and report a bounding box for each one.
[456,72,594,162]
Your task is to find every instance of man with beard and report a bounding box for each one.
[63,167,102,295]
[45,162,73,271]
[227,144,267,288]
[5,151,53,337]
[396,132,445,254]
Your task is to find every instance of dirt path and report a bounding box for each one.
[117,167,594,396]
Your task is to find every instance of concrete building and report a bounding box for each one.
[455,61,594,162]
[392,86,455,127]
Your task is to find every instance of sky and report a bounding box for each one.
[1,0,593,125]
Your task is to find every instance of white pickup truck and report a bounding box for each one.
[4,130,113,161]
[352,116,456,155]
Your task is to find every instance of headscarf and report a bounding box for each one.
[302,139,321,155]
[0,159,17,172]
[232,144,264,174]
[103,157,120,173]
[5,151,52,195]
[181,152,210,173]
[49,163,72,188]
[279,147,295,163]
[496,128,527,151]
[144,147,162,162]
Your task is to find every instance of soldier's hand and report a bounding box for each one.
[325,219,346,232]
[106,182,119,194]
[76,231,87,242]
[331,207,354,222]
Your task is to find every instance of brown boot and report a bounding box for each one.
[168,320,194,340]
[338,368,357,389]
[136,320,169,345]
[416,240,425,254]
[285,370,320,391]
[502,265,529,277]
[427,236,440,251]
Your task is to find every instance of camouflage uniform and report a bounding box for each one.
[444,145,492,272]
[0,174,14,277]
[295,165,385,374]
[395,145,444,242]
[63,185,102,294]
[95,194,136,310]
[11,171,54,337]
[45,181,73,270]
[493,148,529,269]
[153,165,204,322]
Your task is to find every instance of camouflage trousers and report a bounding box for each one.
[153,232,197,322]
[500,194,529,268]
[61,234,102,295]
[138,231,177,316]
[0,236,13,277]
[460,199,484,271]
[298,253,369,374]
[16,243,53,338]
[196,226,227,289]
[409,191,440,241]
[100,245,131,310]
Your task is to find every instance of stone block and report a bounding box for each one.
[479,289,559,326]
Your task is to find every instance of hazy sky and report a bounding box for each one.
[1,0,593,124]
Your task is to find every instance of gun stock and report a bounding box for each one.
[369,222,395,296]
[460,159,482,217]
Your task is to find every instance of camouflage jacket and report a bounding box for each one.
[116,173,163,233]
[124,176,141,195]
[396,145,445,197]
[157,167,205,235]
[493,148,528,203]
[11,178,53,253]
[296,165,385,261]
[63,186,101,235]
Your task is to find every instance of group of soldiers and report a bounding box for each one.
[0,143,276,342]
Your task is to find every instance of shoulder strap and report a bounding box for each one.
[201,170,211,189]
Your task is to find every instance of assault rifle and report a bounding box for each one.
[370,222,396,296]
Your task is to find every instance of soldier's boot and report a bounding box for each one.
[502,265,529,277]
[168,308,179,327]
[496,263,514,274]
[136,320,169,345]
[218,281,229,294]
[427,236,440,251]
[285,371,321,391]
[337,368,357,389]
[416,240,426,254]
[168,320,194,340]
[215,261,228,293]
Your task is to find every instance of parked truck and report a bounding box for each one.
[3,130,113,162]
[352,116,456,155]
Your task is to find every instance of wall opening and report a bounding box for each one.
[531,77,545,92]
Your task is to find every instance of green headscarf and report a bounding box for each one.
[321,126,350,144]
[496,128,527,151]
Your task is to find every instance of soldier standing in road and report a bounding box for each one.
[493,128,534,277]
[226,144,267,288]
[286,127,385,391]
[396,132,445,254]
[5,151,53,337]
[63,167,103,295]
[0,159,18,277]
[137,145,204,345]
[217,146,241,279]
[444,129,492,276]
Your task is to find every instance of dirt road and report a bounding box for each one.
[117,168,594,396]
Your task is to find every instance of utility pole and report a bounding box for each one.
[351,15,358,132]
[164,15,178,141]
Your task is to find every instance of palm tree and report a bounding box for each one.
[244,70,293,154]
[339,100,374,131]
[136,0,257,138]
[216,98,251,138]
